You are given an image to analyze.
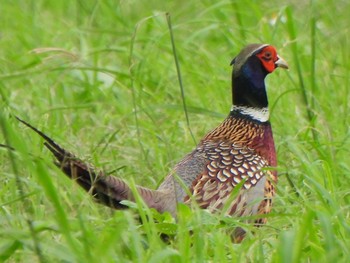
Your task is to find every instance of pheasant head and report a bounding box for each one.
[230,44,288,121]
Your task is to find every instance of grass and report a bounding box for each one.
[1,0,350,262]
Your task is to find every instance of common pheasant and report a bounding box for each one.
[17,43,288,239]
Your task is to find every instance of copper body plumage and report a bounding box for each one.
[17,43,288,240]
[184,118,276,219]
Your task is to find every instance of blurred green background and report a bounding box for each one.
[1,0,350,262]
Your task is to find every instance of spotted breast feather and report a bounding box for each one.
[178,114,278,226]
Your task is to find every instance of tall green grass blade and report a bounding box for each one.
[285,6,318,142]
[310,0,317,111]
[34,161,80,260]
[166,13,196,144]
[0,240,21,262]
[0,114,45,262]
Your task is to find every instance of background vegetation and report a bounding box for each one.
[1,0,350,262]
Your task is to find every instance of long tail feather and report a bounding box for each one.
[16,116,130,209]
[15,116,174,213]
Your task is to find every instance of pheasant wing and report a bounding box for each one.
[186,140,275,219]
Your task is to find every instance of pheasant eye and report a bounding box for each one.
[264,51,272,59]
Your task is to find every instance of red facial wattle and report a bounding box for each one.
[256,46,278,73]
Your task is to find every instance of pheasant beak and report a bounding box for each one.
[275,55,289,69]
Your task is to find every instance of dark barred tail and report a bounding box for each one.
[16,116,131,209]
[16,117,174,213]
